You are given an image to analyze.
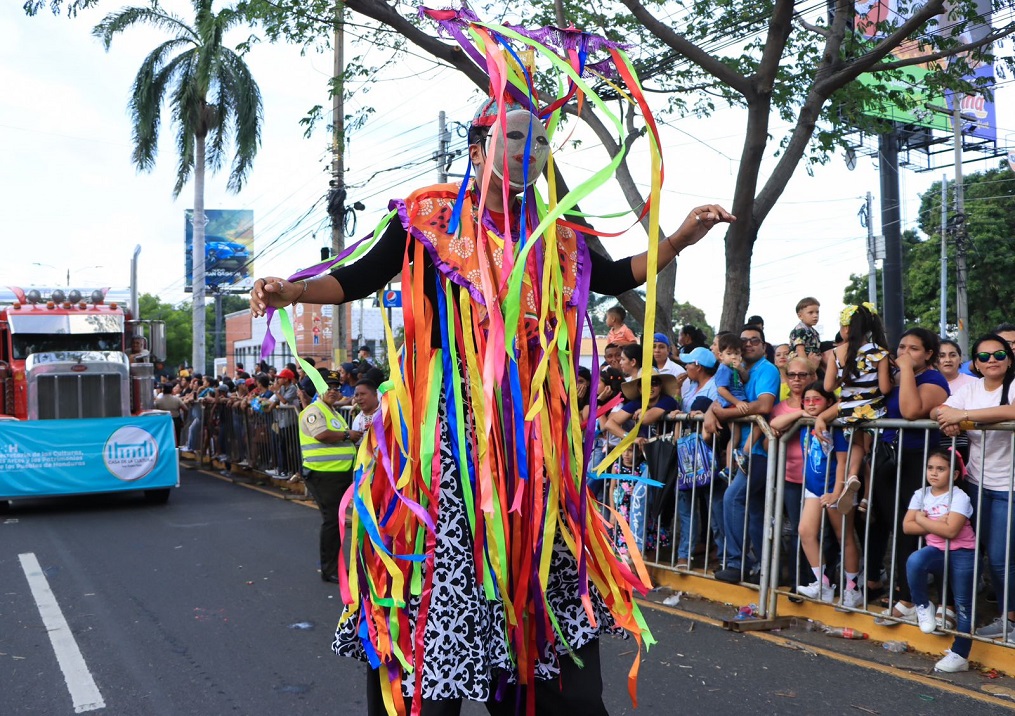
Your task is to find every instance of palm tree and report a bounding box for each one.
[94,0,262,374]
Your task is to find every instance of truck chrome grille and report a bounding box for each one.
[36,373,124,419]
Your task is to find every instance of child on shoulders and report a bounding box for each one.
[605,304,637,346]
[789,297,822,371]
[819,303,892,514]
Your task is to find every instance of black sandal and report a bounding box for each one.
[866,583,887,602]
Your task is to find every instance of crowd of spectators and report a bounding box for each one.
[153,348,386,475]
[594,300,1015,673]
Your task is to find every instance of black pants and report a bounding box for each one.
[303,468,352,580]
[365,639,609,715]
[865,447,925,602]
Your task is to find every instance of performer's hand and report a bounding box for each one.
[668,204,736,254]
[251,276,294,317]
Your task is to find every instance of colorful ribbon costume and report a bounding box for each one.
[262,10,670,715]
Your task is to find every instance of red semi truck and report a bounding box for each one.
[0,247,179,508]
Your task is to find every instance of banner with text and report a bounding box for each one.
[0,413,179,498]
[185,209,255,291]
[854,0,996,141]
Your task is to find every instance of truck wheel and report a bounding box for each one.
[0,499,10,513]
[144,489,171,505]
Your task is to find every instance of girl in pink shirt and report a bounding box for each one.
[903,448,977,673]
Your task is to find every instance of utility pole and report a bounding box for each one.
[328,1,347,367]
[939,175,948,337]
[437,111,450,183]
[864,191,877,309]
[926,98,971,356]
[214,290,224,367]
[878,130,904,349]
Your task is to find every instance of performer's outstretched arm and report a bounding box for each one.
[250,220,406,317]
[626,204,734,285]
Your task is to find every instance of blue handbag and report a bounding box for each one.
[675,433,713,491]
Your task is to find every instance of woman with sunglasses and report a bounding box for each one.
[935,333,1015,642]
[767,357,816,585]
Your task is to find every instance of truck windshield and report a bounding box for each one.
[12,333,124,359]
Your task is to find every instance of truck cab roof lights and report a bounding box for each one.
[46,301,55,309]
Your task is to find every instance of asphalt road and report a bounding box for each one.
[1,467,1011,715]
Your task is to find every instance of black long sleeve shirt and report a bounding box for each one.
[331,216,640,347]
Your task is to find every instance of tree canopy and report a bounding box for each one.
[843,162,1015,340]
[28,0,1015,333]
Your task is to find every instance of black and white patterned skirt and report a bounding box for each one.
[332,395,617,703]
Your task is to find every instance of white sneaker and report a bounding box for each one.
[840,587,863,609]
[874,601,917,626]
[797,581,835,603]
[916,602,937,634]
[934,650,969,673]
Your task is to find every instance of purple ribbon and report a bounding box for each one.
[259,232,373,361]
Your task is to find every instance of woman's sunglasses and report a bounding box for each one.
[786,371,811,380]
[975,350,1009,363]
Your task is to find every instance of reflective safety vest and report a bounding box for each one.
[298,400,356,472]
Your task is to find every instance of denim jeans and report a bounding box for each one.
[589,446,607,501]
[186,415,203,451]
[907,546,975,658]
[721,456,768,571]
[782,481,808,584]
[677,491,697,560]
[965,483,1015,614]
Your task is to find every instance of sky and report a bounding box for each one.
[1,2,1012,347]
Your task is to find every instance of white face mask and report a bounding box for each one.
[483,110,550,190]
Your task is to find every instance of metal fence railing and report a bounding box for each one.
[605,410,1015,650]
[593,414,779,617]
[180,401,355,481]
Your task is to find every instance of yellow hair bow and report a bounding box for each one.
[840,302,877,327]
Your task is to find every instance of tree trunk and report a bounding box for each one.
[192,132,206,373]
[719,218,758,332]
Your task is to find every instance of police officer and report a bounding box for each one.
[299,368,356,583]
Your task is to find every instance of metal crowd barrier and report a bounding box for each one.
[763,416,1015,652]
[594,414,779,617]
[180,400,356,482]
[604,410,1015,648]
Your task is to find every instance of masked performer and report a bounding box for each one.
[251,11,733,716]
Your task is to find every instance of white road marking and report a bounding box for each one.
[18,553,105,713]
